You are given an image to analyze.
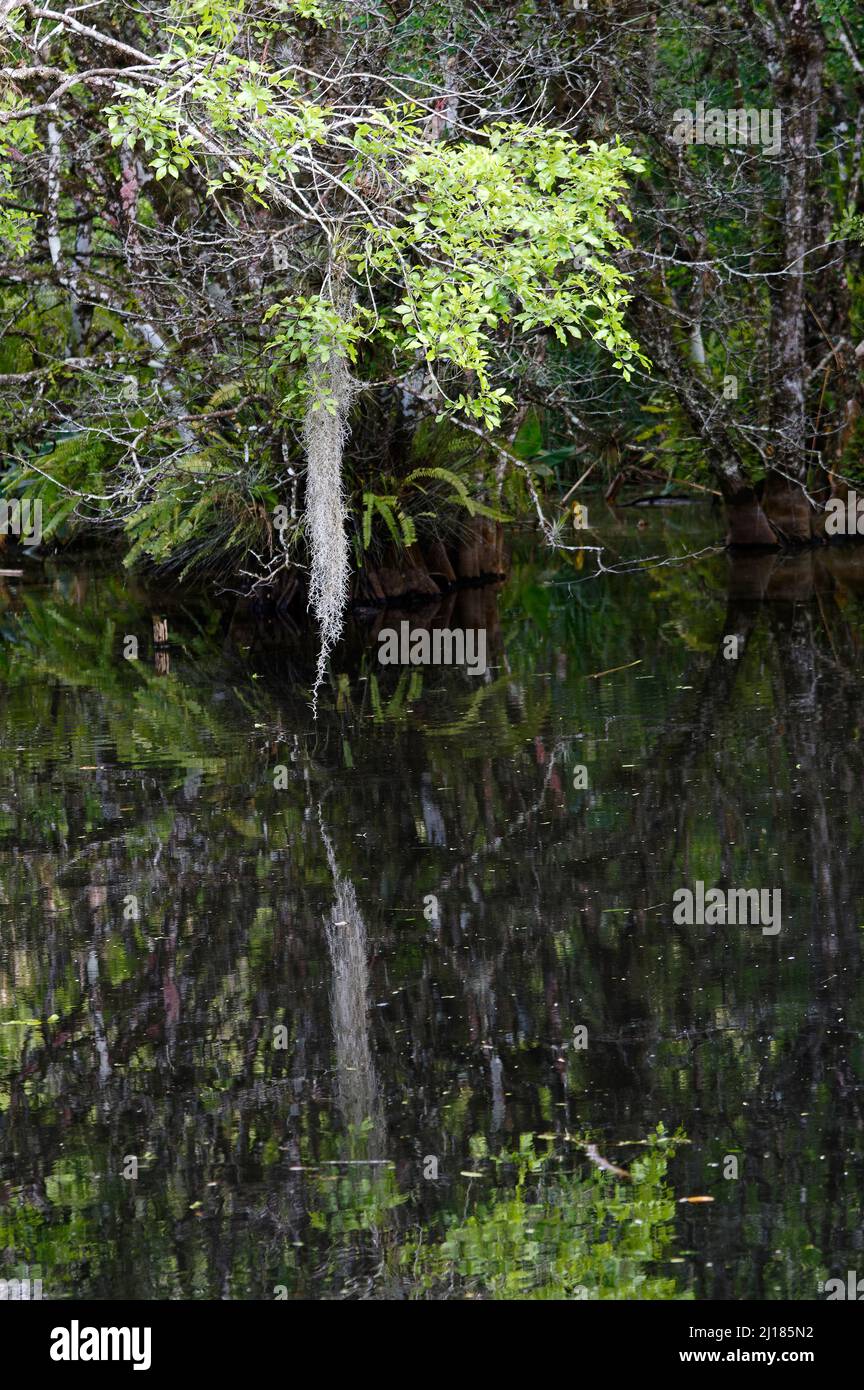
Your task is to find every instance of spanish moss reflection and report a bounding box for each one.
[1,524,864,1299]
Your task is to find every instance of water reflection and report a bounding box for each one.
[1,526,863,1299]
[322,822,384,1149]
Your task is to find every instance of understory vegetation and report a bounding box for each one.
[2,1,864,676]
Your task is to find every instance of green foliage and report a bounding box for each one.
[401,1127,690,1300]
[120,450,283,581]
[383,126,647,403]
[263,119,647,428]
[1,0,654,590]
[835,208,864,244]
[105,23,646,437]
[0,95,39,256]
[361,491,415,550]
[355,462,509,557]
[1,432,117,542]
[402,466,508,520]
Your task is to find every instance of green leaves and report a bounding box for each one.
[88,17,649,579]
[105,38,647,430]
[402,466,510,521]
[0,95,39,257]
[362,123,649,416]
[266,295,370,415]
[361,492,416,551]
[400,1128,690,1300]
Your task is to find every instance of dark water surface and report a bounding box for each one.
[2,511,863,1300]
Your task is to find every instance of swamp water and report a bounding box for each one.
[1,507,863,1300]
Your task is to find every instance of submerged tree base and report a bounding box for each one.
[724,472,864,551]
[356,518,506,607]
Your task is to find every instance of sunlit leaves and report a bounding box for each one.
[103,13,647,435]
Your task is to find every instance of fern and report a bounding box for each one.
[206,382,243,409]
[403,466,509,522]
[361,491,417,551]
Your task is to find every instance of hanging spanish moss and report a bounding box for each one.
[303,340,356,716]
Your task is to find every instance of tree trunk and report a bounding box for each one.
[724,484,780,548]
[767,2,825,481]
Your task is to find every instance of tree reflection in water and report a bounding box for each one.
[0,532,863,1299]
